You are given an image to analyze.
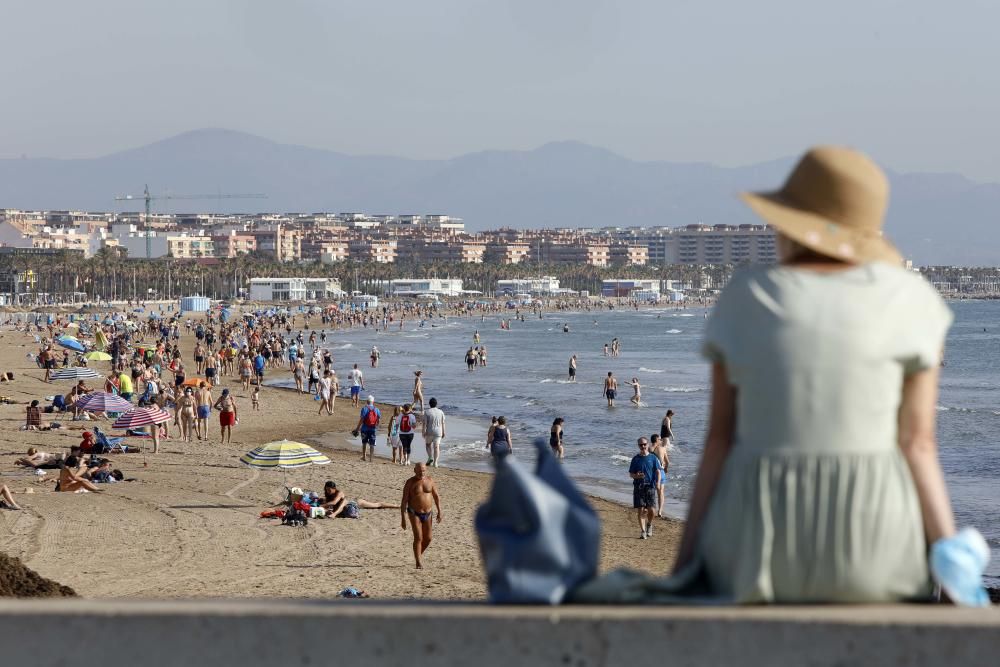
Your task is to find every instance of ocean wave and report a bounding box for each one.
[540,378,554,383]
[661,386,702,393]
[610,454,631,464]
[937,405,977,413]
[331,343,353,349]
[639,367,665,373]
[674,313,695,317]
[666,329,682,334]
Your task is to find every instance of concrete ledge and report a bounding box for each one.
[1,600,998,667]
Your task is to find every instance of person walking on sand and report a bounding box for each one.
[629,437,660,539]
[317,370,334,416]
[400,463,442,569]
[412,370,425,413]
[349,363,364,407]
[568,355,577,382]
[177,387,197,443]
[387,405,403,464]
[195,381,213,440]
[213,388,238,445]
[603,372,618,407]
[650,434,670,518]
[398,403,417,465]
[354,395,380,462]
[422,397,446,467]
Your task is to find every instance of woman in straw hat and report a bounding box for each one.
[672,146,957,602]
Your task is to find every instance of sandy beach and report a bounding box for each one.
[0,318,681,599]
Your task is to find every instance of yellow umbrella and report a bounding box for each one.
[84,351,112,361]
[240,440,331,469]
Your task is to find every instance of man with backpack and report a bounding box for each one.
[353,395,381,462]
[397,403,417,465]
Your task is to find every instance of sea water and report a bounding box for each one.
[274,301,1000,583]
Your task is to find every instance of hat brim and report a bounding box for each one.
[741,192,902,265]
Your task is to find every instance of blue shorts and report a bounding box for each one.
[350,386,361,396]
[633,484,656,509]
[197,405,210,419]
[361,430,376,446]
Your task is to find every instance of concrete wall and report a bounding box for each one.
[0,600,997,667]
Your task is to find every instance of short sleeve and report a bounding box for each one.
[701,271,743,364]
[898,279,953,375]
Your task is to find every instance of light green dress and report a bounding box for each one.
[573,262,952,604]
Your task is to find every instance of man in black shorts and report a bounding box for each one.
[628,437,660,540]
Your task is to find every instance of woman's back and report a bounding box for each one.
[697,262,952,603]
[705,263,950,455]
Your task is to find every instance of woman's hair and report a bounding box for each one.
[64,455,79,468]
[666,409,674,417]
[27,447,37,455]
[30,399,39,407]
[553,418,564,426]
[497,416,507,425]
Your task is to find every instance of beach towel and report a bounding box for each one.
[475,437,600,604]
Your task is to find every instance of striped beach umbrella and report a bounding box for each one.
[240,440,331,469]
[75,391,133,413]
[112,406,171,429]
[49,367,101,381]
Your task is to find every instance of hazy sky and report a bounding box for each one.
[3,1,999,179]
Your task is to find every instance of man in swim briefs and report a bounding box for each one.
[604,371,617,407]
[400,463,442,569]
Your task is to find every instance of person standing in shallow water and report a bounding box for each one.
[401,463,442,569]
[568,355,577,382]
[603,372,617,407]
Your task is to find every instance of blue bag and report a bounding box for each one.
[475,437,600,604]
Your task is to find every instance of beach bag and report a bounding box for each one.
[363,407,379,428]
[399,413,415,433]
[342,501,360,519]
[475,437,600,604]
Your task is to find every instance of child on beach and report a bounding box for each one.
[388,405,403,464]
[251,385,260,411]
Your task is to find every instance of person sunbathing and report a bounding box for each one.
[320,481,397,517]
[16,447,59,468]
[57,456,102,493]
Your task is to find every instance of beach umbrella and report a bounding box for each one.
[49,367,101,380]
[240,440,331,470]
[76,391,133,413]
[112,406,171,430]
[83,351,112,361]
[56,336,86,352]
[64,322,80,330]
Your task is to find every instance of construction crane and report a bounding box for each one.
[114,185,267,259]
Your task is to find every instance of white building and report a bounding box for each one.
[249,277,343,302]
[496,276,561,295]
[389,278,464,297]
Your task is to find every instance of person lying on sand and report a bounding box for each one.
[320,481,397,518]
[16,447,59,468]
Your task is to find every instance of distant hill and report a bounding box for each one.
[0,128,996,265]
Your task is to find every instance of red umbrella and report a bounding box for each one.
[76,392,133,413]
[112,406,171,429]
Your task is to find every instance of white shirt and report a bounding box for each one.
[423,407,446,438]
[350,369,363,387]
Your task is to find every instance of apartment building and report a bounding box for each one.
[211,232,257,258]
[609,242,649,266]
[349,238,397,264]
[398,239,486,264]
[251,225,302,262]
[535,240,611,267]
[484,240,531,265]
[675,224,776,264]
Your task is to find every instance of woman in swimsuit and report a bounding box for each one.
[176,388,197,443]
[549,417,565,459]
[412,371,424,413]
[660,409,674,446]
[488,416,512,460]
[58,456,102,494]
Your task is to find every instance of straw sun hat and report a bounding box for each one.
[741,146,902,264]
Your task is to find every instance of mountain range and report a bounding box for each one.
[0,128,996,265]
